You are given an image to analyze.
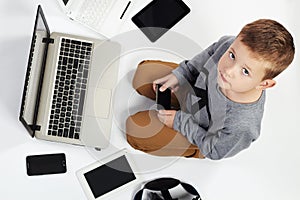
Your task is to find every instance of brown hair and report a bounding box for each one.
[237,19,295,80]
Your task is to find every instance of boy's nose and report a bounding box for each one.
[224,65,234,78]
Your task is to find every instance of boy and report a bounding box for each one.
[126,19,295,160]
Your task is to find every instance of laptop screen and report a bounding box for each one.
[19,5,50,136]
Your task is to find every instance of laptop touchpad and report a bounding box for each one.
[85,87,111,119]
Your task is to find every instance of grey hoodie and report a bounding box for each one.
[172,36,265,160]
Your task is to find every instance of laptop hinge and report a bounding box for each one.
[42,37,54,44]
[29,124,41,131]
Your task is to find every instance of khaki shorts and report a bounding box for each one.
[126,60,205,158]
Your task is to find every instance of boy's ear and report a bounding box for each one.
[256,79,276,90]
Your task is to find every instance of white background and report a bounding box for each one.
[0,0,299,199]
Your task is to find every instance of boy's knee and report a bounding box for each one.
[126,112,143,146]
[132,60,178,90]
[125,110,160,152]
[126,115,149,153]
[126,132,141,151]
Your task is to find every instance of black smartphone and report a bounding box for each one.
[156,84,171,110]
[26,153,67,176]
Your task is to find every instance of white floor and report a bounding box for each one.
[0,0,299,199]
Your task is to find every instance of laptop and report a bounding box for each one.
[19,5,120,149]
[56,0,151,38]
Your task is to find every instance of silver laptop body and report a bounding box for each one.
[56,0,151,38]
[19,5,120,149]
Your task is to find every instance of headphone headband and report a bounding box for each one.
[133,177,201,200]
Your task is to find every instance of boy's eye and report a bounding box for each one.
[242,68,249,76]
[229,52,235,60]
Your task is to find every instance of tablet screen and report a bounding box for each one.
[83,155,136,198]
[131,0,190,42]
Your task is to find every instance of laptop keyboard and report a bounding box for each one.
[47,37,93,139]
[77,0,113,30]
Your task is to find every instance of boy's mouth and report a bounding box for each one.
[219,71,228,83]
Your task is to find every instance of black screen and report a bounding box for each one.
[156,84,171,110]
[26,153,66,176]
[84,155,136,198]
[131,0,190,42]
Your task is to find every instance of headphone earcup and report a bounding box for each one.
[181,182,200,198]
[133,189,143,200]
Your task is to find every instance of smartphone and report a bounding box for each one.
[26,153,67,176]
[156,84,171,110]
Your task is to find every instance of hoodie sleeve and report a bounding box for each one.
[172,41,217,86]
[173,106,262,160]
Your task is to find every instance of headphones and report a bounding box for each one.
[133,177,201,200]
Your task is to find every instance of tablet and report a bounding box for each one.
[77,150,140,200]
[131,0,190,42]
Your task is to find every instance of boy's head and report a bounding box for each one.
[218,19,295,100]
[237,19,295,80]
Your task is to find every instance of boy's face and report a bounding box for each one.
[217,37,270,95]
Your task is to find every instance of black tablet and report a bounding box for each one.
[77,150,139,199]
[131,0,190,42]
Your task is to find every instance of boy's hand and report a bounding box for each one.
[157,110,176,128]
[153,73,179,93]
